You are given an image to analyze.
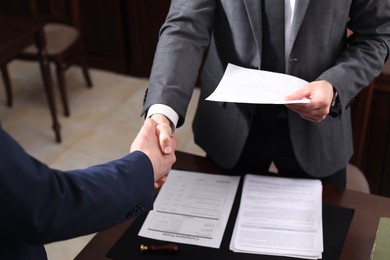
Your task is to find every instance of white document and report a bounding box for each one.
[138,169,240,248]
[206,63,310,104]
[230,174,323,259]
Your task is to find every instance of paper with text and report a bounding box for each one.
[206,63,310,104]
[230,174,323,259]
[138,169,240,248]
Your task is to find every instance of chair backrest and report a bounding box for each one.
[30,0,80,29]
[346,163,370,193]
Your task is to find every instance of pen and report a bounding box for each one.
[140,243,179,253]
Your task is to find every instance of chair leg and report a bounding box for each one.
[1,64,13,107]
[56,65,70,117]
[80,54,92,88]
[37,50,61,143]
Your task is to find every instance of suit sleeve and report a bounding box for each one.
[0,127,155,244]
[142,0,216,127]
[318,0,390,110]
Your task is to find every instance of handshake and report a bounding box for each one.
[131,115,178,188]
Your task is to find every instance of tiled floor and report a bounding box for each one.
[1,60,369,259]
[0,60,205,259]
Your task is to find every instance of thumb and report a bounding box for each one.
[159,132,173,154]
[285,87,307,101]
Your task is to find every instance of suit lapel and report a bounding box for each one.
[290,0,310,51]
[243,0,263,66]
[242,0,310,68]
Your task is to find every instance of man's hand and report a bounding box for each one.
[131,118,178,188]
[285,80,334,122]
[150,113,175,155]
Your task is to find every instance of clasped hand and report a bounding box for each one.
[131,117,177,189]
[285,80,334,122]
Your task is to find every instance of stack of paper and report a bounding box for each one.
[138,169,240,248]
[230,174,323,259]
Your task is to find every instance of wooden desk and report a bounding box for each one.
[0,15,61,142]
[75,151,390,260]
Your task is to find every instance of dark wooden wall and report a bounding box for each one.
[353,75,390,197]
[77,0,171,76]
[0,0,170,76]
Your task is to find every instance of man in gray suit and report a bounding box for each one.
[141,0,390,187]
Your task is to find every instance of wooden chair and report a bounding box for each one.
[3,0,93,117]
[346,163,370,193]
[0,14,61,142]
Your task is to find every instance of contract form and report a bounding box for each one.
[138,169,240,248]
[206,63,310,104]
[230,174,323,259]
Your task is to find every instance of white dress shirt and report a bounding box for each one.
[147,0,296,129]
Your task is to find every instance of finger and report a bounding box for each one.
[159,133,173,154]
[286,101,313,111]
[154,176,167,189]
[285,87,307,101]
[300,113,327,122]
[155,124,174,154]
[143,117,158,130]
[170,136,179,151]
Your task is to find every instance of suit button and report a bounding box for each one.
[126,210,135,218]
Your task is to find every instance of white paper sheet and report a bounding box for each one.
[230,174,323,259]
[138,169,240,248]
[206,63,310,104]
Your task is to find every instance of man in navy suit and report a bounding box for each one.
[0,118,177,259]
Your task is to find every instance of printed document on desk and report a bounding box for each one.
[138,169,240,248]
[206,63,310,104]
[230,174,323,259]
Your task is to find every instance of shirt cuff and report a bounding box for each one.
[146,104,179,130]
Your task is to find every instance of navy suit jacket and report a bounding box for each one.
[0,127,155,259]
[142,0,390,177]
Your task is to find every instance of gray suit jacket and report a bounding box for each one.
[143,0,390,177]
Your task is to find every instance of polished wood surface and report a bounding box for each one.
[0,15,61,142]
[75,151,390,260]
